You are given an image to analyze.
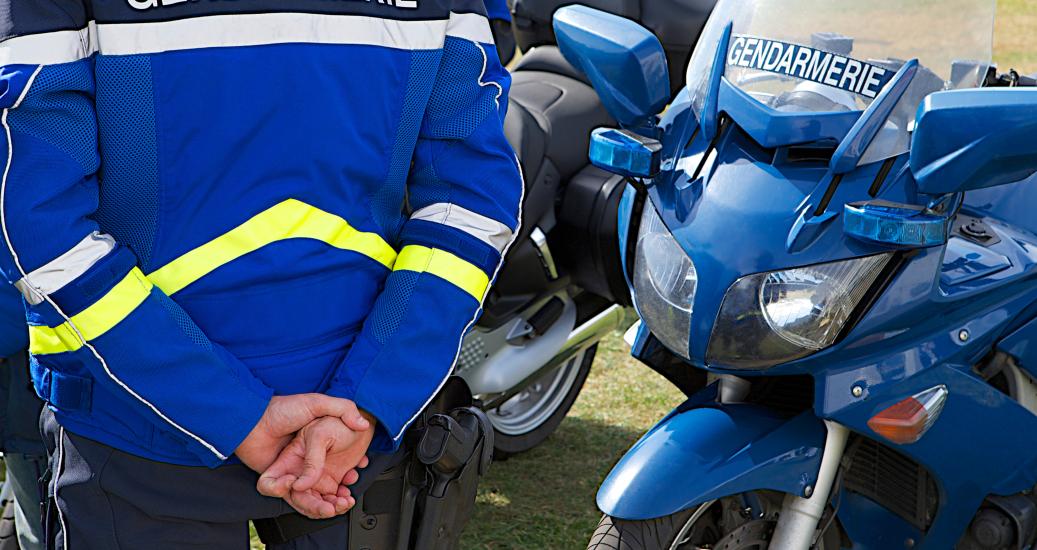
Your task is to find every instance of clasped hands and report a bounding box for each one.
[237,394,376,519]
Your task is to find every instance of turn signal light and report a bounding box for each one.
[867,386,948,445]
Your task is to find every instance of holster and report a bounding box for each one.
[254,377,494,549]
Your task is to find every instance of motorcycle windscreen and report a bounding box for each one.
[684,0,995,165]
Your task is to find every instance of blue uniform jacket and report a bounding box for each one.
[0,0,523,467]
[484,0,511,21]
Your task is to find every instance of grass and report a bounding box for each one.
[995,0,1037,73]
[458,333,684,549]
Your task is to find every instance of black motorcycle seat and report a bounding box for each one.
[512,45,592,87]
[505,46,614,185]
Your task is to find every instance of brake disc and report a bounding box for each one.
[713,519,776,550]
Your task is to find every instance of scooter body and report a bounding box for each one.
[558,1,1037,547]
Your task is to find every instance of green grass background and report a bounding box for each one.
[251,2,1035,548]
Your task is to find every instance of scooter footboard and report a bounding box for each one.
[597,403,828,521]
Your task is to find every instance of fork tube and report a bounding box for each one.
[770,421,849,550]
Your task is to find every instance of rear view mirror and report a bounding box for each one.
[911,89,1037,195]
[553,5,670,129]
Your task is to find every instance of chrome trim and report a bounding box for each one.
[530,226,559,279]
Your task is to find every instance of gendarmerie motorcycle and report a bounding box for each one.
[551,0,1037,548]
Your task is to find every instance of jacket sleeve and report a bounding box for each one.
[483,0,512,22]
[0,1,272,467]
[326,9,523,453]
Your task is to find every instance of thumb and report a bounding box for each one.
[303,395,367,430]
[257,441,302,498]
[292,430,330,493]
[342,412,372,432]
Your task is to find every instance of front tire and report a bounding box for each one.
[589,495,842,550]
[588,509,700,550]
[488,345,596,458]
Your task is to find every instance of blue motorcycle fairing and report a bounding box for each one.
[998,314,1037,381]
[598,386,827,521]
[719,78,861,149]
[836,490,924,550]
[647,116,911,368]
[820,362,1037,549]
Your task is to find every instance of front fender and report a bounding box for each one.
[598,402,828,520]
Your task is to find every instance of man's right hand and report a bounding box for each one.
[235,394,370,473]
[257,416,375,519]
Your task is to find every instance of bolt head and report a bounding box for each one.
[958,329,970,342]
[803,485,814,498]
[851,385,864,398]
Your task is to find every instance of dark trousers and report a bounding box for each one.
[42,409,384,550]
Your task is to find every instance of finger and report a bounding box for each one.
[310,476,341,498]
[257,474,297,498]
[342,469,360,486]
[289,490,335,520]
[292,430,331,492]
[358,455,370,469]
[336,496,356,515]
[337,485,352,500]
[319,492,352,516]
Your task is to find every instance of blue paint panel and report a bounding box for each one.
[912,88,1037,194]
[940,237,1011,287]
[837,490,923,550]
[998,315,1037,382]
[553,5,670,129]
[719,78,861,148]
[598,389,826,520]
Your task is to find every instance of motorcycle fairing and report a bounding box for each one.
[820,361,1037,549]
[835,490,925,550]
[597,383,827,520]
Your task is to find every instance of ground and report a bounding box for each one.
[457,333,682,549]
[996,0,1037,73]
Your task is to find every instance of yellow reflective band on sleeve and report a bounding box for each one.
[147,199,398,296]
[393,245,490,301]
[29,268,154,356]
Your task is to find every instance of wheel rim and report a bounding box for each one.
[671,501,718,550]
[487,349,586,436]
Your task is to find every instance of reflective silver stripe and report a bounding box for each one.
[445,12,494,44]
[95,13,453,55]
[0,24,97,66]
[411,203,513,252]
[15,232,115,305]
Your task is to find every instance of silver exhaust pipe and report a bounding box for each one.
[480,304,630,408]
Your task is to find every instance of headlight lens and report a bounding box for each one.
[633,204,697,359]
[707,254,892,369]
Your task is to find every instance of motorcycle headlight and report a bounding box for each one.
[707,254,892,370]
[632,204,697,359]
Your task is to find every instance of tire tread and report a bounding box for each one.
[587,511,694,550]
